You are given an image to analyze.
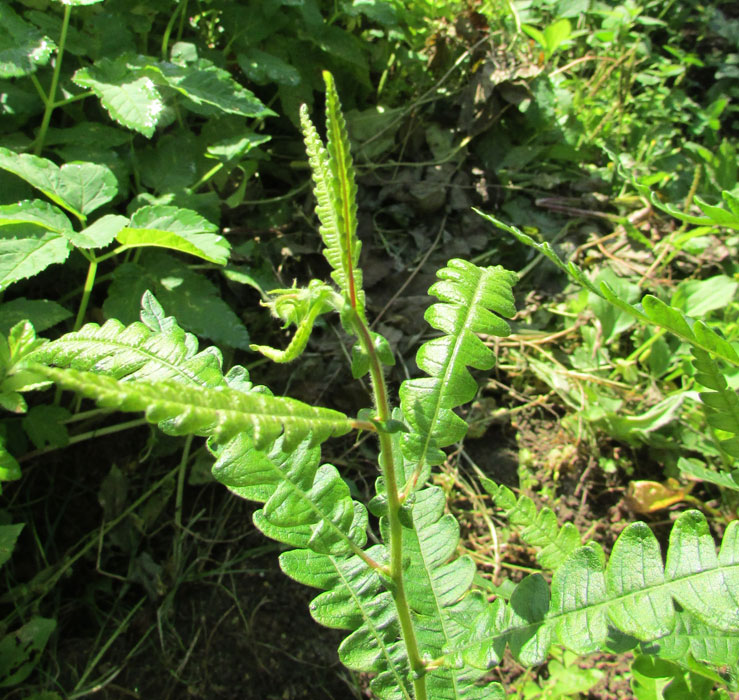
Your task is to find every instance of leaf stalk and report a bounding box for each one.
[35,3,72,155]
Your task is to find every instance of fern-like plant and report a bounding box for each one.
[10,73,739,698]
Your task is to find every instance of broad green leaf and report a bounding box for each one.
[677,457,739,491]
[22,405,70,450]
[103,253,249,350]
[0,297,71,335]
[0,227,71,291]
[311,26,369,74]
[0,5,55,78]
[72,58,165,137]
[69,213,128,249]
[345,0,398,25]
[237,49,301,86]
[138,130,201,194]
[0,200,73,235]
[34,366,353,450]
[0,523,23,568]
[74,54,275,137]
[23,10,88,58]
[117,205,229,264]
[0,321,49,409]
[206,131,271,164]
[43,123,132,150]
[671,275,738,318]
[521,25,546,48]
[152,58,276,118]
[53,162,118,217]
[0,617,56,687]
[599,392,686,445]
[0,436,21,484]
[0,321,51,408]
[543,18,572,55]
[0,80,40,133]
[694,195,739,229]
[0,148,117,219]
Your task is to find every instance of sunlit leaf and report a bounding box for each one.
[116,205,229,264]
[0,227,71,291]
[0,148,117,218]
[73,57,165,137]
[0,5,55,78]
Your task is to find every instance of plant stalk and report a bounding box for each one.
[350,309,427,699]
[35,3,72,155]
[74,257,99,331]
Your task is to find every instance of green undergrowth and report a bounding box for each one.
[0,1,738,698]
[3,67,739,700]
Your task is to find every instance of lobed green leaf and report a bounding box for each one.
[483,481,581,570]
[478,210,739,368]
[401,486,506,698]
[453,510,739,670]
[299,73,365,315]
[32,366,352,451]
[103,253,249,350]
[27,292,226,388]
[691,348,739,458]
[399,259,517,489]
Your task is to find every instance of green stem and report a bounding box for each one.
[173,434,194,572]
[54,90,95,108]
[610,328,666,379]
[350,309,427,699]
[176,0,188,42]
[192,161,224,191]
[35,3,72,155]
[161,0,183,60]
[74,257,99,331]
[19,418,148,463]
[30,73,48,102]
[72,596,147,692]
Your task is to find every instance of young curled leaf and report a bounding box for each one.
[250,281,338,363]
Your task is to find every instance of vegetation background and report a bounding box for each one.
[0,0,737,698]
